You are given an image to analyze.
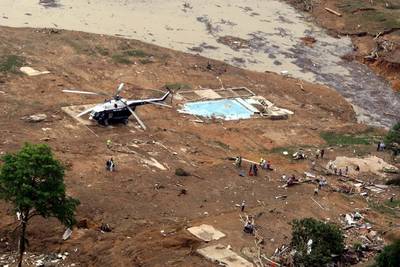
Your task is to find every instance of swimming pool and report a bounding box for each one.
[179,98,255,120]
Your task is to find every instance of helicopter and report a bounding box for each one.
[63,83,171,129]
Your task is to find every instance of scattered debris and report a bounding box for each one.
[311,197,325,210]
[21,113,47,122]
[178,188,187,196]
[187,224,226,242]
[324,7,342,17]
[217,35,250,51]
[100,223,112,232]
[293,150,307,160]
[300,36,317,47]
[62,228,72,240]
[0,251,70,266]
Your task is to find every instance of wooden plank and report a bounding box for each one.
[324,7,342,17]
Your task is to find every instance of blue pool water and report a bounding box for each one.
[179,99,254,120]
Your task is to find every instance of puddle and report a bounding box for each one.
[0,0,398,127]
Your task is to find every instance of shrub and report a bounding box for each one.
[291,218,344,267]
[175,168,190,176]
[0,55,24,73]
[373,239,400,267]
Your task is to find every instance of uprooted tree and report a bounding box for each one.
[291,218,344,267]
[385,122,400,156]
[0,143,79,267]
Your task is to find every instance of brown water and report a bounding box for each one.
[0,0,399,127]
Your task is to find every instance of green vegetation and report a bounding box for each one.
[337,0,400,34]
[0,143,80,267]
[291,218,344,267]
[64,38,96,55]
[384,122,400,156]
[164,83,192,90]
[373,239,400,267]
[112,53,132,64]
[369,201,399,217]
[139,58,153,64]
[95,46,110,56]
[320,132,374,146]
[175,168,190,176]
[385,199,400,208]
[0,55,24,73]
[212,140,230,150]
[123,49,150,57]
[112,49,153,65]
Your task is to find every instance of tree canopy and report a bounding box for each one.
[291,218,344,267]
[0,143,79,226]
[0,143,79,266]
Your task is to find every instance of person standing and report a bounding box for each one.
[253,164,258,176]
[109,158,115,172]
[249,164,254,176]
[241,200,246,212]
[106,139,112,149]
[320,149,325,159]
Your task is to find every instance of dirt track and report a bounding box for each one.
[0,27,399,266]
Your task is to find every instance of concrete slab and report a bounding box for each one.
[197,244,253,267]
[62,104,97,125]
[187,224,225,242]
[194,89,222,99]
[330,156,398,177]
[20,66,50,76]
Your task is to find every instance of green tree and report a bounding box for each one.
[373,239,400,267]
[0,143,79,267]
[291,218,344,267]
[384,122,400,156]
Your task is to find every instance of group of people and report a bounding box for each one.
[235,156,273,177]
[377,141,386,152]
[327,161,359,177]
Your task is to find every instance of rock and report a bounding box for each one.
[22,113,47,123]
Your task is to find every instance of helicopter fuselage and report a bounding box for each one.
[89,98,135,125]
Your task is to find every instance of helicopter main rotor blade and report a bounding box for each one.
[76,107,95,118]
[126,105,147,130]
[63,89,103,96]
[146,101,172,108]
[114,83,125,96]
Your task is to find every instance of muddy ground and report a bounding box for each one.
[0,26,399,266]
[285,0,400,92]
[1,0,399,128]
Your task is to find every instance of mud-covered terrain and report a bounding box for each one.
[0,26,399,266]
[0,0,399,127]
